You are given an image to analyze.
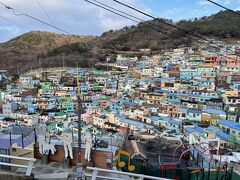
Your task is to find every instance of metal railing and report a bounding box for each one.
[86,167,170,180]
[0,154,36,176]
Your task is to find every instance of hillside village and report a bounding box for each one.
[0,40,240,179]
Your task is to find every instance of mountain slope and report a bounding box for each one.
[97,10,240,51]
[0,31,95,73]
[0,10,240,74]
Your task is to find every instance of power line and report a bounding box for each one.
[84,0,138,23]
[112,0,210,42]
[89,0,235,57]
[112,0,239,58]
[90,0,188,44]
[90,0,238,56]
[87,1,238,60]
[206,0,240,16]
[114,0,239,50]
[0,14,33,30]
[0,1,72,35]
[33,0,56,26]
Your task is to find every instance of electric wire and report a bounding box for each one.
[34,0,56,25]
[90,0,188,44]
[113,0,210,42]
[206,0,240,16]
[86,0,238,59]
[0,1,72,35]
[112,0,239,58]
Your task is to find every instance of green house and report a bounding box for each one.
[61,102,74,112]
[93,82,100,91]
[40,81,53,90]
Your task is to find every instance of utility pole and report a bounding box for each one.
[17,64,19,75]
[115,75,119,98]
[236,104,240,123]
[76,65,83,178]
[63,56,65,68]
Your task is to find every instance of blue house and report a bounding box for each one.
[27,104,38,113]
[219,120,240,140]
[110,102,121,112]
[187,109,202,121]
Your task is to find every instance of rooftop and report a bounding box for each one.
[219,120,240,131]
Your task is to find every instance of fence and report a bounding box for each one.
[85,167,170,180]
[0,154,36,176]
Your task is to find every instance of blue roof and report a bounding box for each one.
[168,118,182,125]
[185,124,205,134]
[188,109,202,114]
[169,99,181,104]
[154,89,169,93]
[123,101,136,106]
[169,93,200,97]
[207,126,221,132]
[158,116,171,122]
[185,127,196,133]
[216,131,230,140]
[203,109,226,115]
[180,108,188,113]
[120,118,154,129]
[219,120,240,131]
[150,116,161,122]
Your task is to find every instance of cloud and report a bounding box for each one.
[0,0,239,42]
[0,0,148,42]
[197,0,212,6]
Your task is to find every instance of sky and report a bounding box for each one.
[0,0,240,42]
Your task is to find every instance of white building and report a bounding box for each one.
[154,67,163,78]
[2,102,18,117]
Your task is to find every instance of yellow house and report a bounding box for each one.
[143,92,167,105]
[129,70,141,79]
[144,93,165,105]
[107,113,116,124]
[37,101,48,109]
[174,83,181,88]
[222,89,238,98]
[201,114,211,122]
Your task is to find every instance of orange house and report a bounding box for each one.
[55,90,68,96]
[203,55,220,66]
[223,55,240,66]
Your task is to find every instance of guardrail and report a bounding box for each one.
[86,167,170,180]
[0,154,36,176]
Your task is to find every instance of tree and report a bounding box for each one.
[228,135,237,149]
[153,136,170,164]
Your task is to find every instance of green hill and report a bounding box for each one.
[0,10,240,74]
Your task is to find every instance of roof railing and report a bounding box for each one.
[86,167,170,180]
[0,154,36,176]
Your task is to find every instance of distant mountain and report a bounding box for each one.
[0,10,239,74]
[98,10,240,51]
[0,31,95,73]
